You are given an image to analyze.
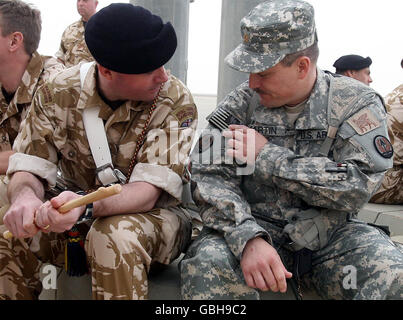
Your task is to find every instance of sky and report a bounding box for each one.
[30,0,402,97]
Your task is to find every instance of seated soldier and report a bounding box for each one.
[1,3,198,300]
[0,0,63,208]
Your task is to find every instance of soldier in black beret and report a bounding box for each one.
[333,54,373,86]
[1,3,198,300]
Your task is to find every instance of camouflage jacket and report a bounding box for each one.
[55,19,93,68]
[191,69,392,259]
[0,52,64,152]
[385,84,403,166]
[9,63,198,206]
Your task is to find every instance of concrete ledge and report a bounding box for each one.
[358,203,403,236]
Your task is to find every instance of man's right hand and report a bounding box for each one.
[240,237,292,293]
[3,194,43,238]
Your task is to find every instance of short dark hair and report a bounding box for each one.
[281,41,319,67]
[0,0,41,55]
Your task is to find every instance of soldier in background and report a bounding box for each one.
[333,54,373,86]
[371,58,403,204]
[55,0,98,67]
[0,0,63,207]
[180,0,402,300]
[1,3,197,300]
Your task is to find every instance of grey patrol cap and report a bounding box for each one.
[225,0,317,73]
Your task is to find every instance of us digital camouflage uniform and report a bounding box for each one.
[55,19,93,67]
[180,70,403,300]
[0,52,63,207]
[0,63,197,299]
[371,84,403,204]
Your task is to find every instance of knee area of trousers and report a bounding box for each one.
[86,216,148,260]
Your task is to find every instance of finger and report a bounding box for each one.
[22,210,38,236]
[34,208,51,232]
[222,130,233,138]
[253,272,269,291]
[263,267,279,292]
[50,192,73,210]
[270,264,287,293]
[242,270,255,289]
[228,124,248,131]
[232,129,244,142]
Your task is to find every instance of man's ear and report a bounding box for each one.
[97,64,113,80]
[8,32,24,52]
[296,56,310,79]
[344,70,355,78]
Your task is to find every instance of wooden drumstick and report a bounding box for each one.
[3,184,122,240]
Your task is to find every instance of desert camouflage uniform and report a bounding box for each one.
[0,52,63,207]
[371,84,403,204]
[55,19,93,68]
[0,63,197,299]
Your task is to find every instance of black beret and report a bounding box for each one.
[333,55,372,72]
[85,3,177,74]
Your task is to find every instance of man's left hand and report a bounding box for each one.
[223,124,268,164]
[34,191,85,233]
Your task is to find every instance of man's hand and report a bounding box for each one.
[3,194,42,238]
[222,124,268,164]
[34,191,85,233]
[240,237,292,293]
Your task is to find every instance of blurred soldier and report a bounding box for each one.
[371,59,403,204]
[333,54,373,86]
[180,0,402,300]
[1,3,197,300]
[0,0,63,208]
[55,0,98,67]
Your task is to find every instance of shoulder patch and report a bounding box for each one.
[373,135,393,159]
[347,109,380,135]
[171,105,195,128]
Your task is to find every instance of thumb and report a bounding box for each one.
[50,192,76,210]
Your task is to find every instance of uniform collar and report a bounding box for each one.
[0,52,44,119]
[294,68,330,130]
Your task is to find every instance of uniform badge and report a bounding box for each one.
[347,109,380,135]
[196,134,214,153]
[171,106,195,128]
[243,33,250,44]
[373,135,393,158]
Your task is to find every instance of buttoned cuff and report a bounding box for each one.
[129,163,183,201]
[7,153,57,187]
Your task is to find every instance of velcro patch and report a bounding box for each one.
[373,135,393,158]
[347,109,380,135]
[172,105,195,128]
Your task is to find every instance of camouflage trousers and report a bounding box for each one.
[180,220,403,300]
[0,207,191,300]
[370,166,403,204]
